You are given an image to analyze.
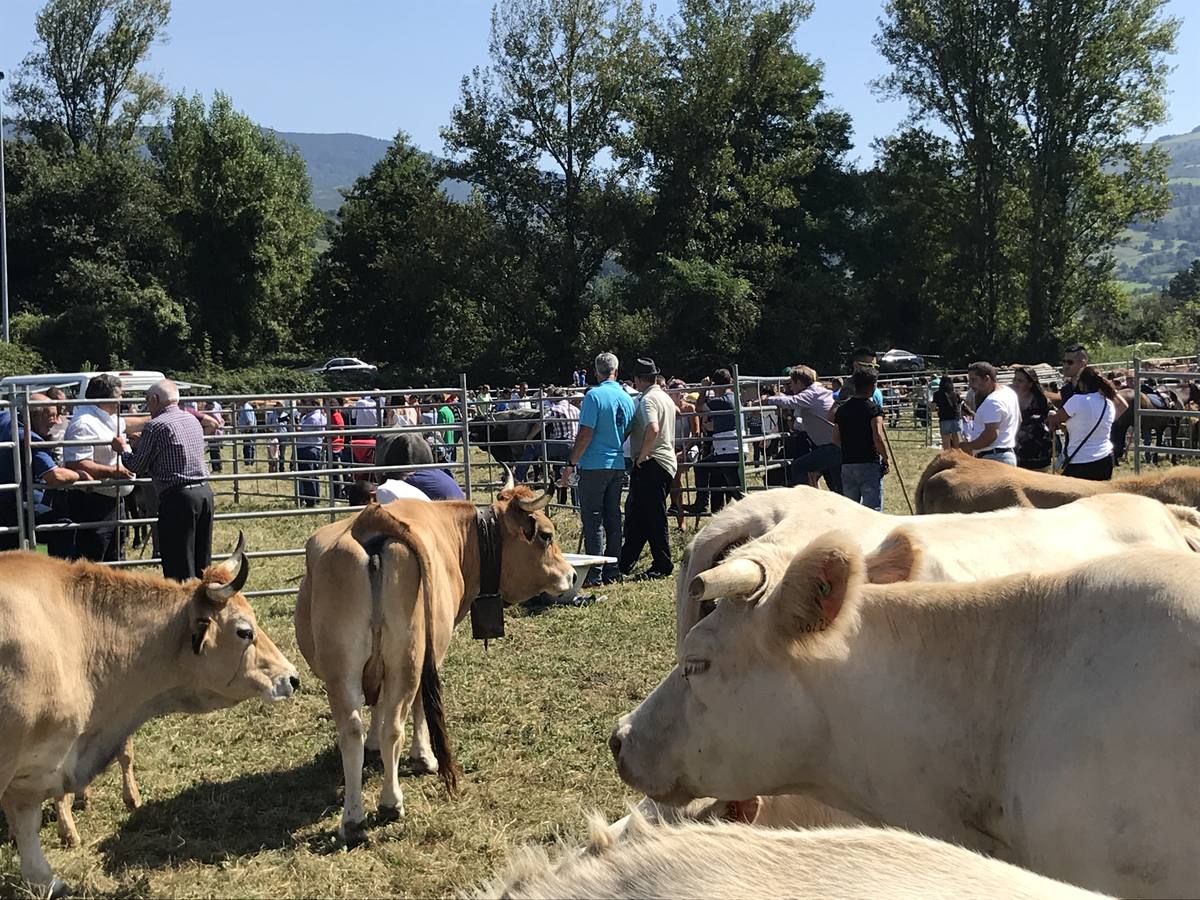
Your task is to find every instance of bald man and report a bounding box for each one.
[112,380,213,580]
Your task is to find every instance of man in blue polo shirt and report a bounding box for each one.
[0,393,85,552]
[562,351,635,586]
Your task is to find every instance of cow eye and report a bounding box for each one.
[538,530,553,544]
[683,658,710,677]
[236,625,255,642]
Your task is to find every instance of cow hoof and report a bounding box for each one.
[59,831,81,850]
[339,819,368,848]
[377,802,404,823]
[408,757,439,776]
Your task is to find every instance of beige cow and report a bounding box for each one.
[0,535,299,896]
[614,538,1200,897]
[482,812,1107,899]
[915,449,1200,514]
[296,477,574,844]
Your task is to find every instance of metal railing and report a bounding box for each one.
[1130,358,1200,473]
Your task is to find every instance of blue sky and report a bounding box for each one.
[2,0,1197,165]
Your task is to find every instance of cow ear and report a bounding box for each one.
[864,528,921,584]
[191,615,213,655]
[774,532,863,639]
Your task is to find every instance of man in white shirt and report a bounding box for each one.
[353,394,380,428]
[959,361,1020,466]
[376,478,431,504]
[63,373,133,561]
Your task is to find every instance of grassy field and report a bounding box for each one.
[0,426,1148,898]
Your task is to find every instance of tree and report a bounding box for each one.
[149,93,322,365]
[442,0,647,370]
[7,0,171,154]
[1164,259,1200,348]
[308,136,542,382]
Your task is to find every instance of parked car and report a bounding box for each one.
[878,348,927,373]
[307,357,378,375]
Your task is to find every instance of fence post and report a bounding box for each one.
[459,373,473,500]
[8,394,26,550]
[1132,358,1142,475]
[732,364,748,494]
[18,393,37,550]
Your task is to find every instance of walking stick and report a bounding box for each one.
[882,426,914,515]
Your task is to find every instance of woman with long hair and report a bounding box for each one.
[1048,365,1118,480]
[931,375,962,449]
[1012,367,1051,470]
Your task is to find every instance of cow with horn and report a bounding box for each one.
[295,466,574,845]
[0,533,299,897]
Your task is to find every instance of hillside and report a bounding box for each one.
[1115,126,1200,290]
[269,130,472,211]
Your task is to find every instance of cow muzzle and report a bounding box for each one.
[266,672,301,702]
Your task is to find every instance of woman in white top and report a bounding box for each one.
[1048,366,1119,481]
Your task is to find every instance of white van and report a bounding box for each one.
[0,371,210,400]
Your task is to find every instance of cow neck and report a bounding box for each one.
[474,505,503,600]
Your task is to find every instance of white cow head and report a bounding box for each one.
[611,531,888,804]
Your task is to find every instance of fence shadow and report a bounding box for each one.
[97,744,346,873]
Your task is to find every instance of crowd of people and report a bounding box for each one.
[0,342,1186,589]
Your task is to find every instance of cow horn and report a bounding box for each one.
[688,558,765,602]
[517,491,551,513]
[207,531,250,602]
[500,464,515,493]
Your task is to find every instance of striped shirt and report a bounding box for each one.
[122,404,210,493]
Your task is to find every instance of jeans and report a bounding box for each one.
[841,462,884,511]
[619,459,673,575]
[978,450,1017,466]
[297,445,322,507]
[578,468,623,581]
[790,442,843,493]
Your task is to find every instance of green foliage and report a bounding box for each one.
[0,341,48,381]
[173,365,330,396]
[7,0,170,154]
[149,93,323,366]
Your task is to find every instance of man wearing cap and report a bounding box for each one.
[563,352,636,586]
[618,359,676,579]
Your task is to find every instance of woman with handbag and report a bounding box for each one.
[1048,366,1118,481]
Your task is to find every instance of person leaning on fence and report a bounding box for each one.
[562,352,635,587]
[686,369,746,516]
[958,362,1021,466]
[762,365,842,493]
[295,399,327,508]
[112,380,213,581]
[1047,366,1120,481]
[1,393,86,554]
[515,386,578,483]
[831,368,888,511]
[63,373,134,562]
[618,359,677,580]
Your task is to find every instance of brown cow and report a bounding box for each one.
[915,449,1200,514]
[0,535,299,896]
[295,473,574,844]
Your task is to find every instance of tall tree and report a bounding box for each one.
[442,0,646,369]
[1014,0,1177,356]
[7,0,171,154]
[149,93,322,364]
[308,136,536,382]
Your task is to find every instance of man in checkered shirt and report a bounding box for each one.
[112,379,213,581]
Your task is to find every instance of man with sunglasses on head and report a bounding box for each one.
[834,347,885,408]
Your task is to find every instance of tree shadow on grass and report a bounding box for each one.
[97,744,347,873]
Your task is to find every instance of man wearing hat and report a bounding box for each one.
[618,358,677,579]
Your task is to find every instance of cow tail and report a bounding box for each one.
[418,563,460,796]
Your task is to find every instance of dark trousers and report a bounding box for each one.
[158,483,214,581]
[243,438,256,463]
[789,442,843,493]
[1063,456,1114,481]
[298,445,322,507]
[67,491,120,562]
[693,452,744,513]
[209,440,223,472]
[620,459,673,575]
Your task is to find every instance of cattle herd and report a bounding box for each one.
[3,453,1200,898]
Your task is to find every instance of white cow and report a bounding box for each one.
[613,538,1200,897]
[680,490,1200,653]
[482,812,1108,899]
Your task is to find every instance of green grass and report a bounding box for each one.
[0,431,1021,897]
